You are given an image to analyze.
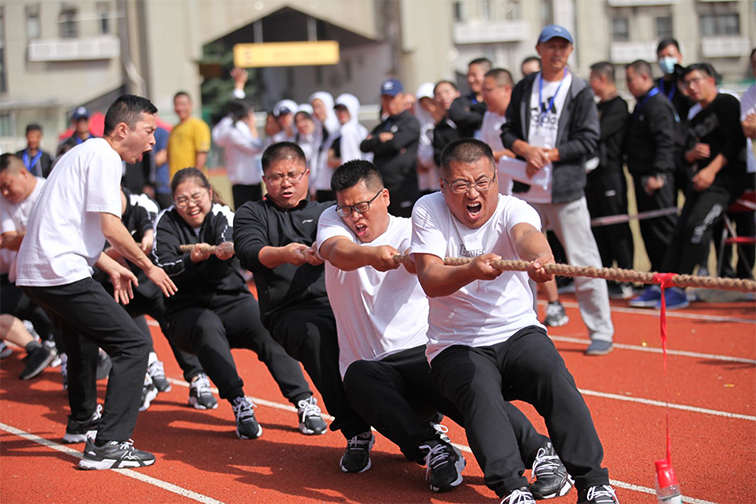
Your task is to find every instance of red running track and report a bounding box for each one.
[1,294,754,504]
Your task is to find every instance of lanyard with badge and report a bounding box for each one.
[22,149,43,176]
[657,78,675,101]
[532,69,567,149]
[633,87,659,121]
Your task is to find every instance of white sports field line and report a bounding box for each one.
[548,300,756,325]
[0,421,226,504]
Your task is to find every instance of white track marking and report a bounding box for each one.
[166,379,730,503]
[549,335,756,365]
[0,422,225,504]
[539,300,756,325]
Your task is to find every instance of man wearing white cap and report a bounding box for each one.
[501,24,615,357]
[272,100,298,143]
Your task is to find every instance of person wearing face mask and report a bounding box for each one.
[448,58,492,139]
[153,167,326,440]
[360,79,421,217]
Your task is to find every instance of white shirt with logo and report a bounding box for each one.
[0,177,45,281]
[523,71,572,204]
[17,139,122,287]
[410,192,544,363]
[317,208,429,378]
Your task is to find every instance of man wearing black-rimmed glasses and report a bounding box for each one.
[233,141,373,472]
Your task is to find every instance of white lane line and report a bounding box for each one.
[549,335,756,365]
[167,379,723,503]
[541,300,756,325]
[578,389,756,422]
[0,421,226,504]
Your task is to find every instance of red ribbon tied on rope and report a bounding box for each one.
[651,273,677,469]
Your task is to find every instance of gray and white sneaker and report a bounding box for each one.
[420,441,466,492]
[501,487,537,503]
[79,438,155,470]
[63,404,102,443]
[296,396,328,435]
[188,373,218,410]
[147,359,171,393]
[232,396,262,439]
[529,441,573,499]
[543,302,569,327]
[139,374,158,412]
[340,432,374,473]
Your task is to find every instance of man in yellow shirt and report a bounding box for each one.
[168,92,211,180]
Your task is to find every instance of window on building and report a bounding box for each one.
[612,17,629,42]
[0,7,6,94]
[0,113,13,136]
[97,2,110,34]
[656,16,672,40]
[540,0,553,27]
[27,4,41,39]
[453,1,466,22]
[700,13,740,37]
[505,0,522,21]
[59,4,78,38]
[480,0,492,21]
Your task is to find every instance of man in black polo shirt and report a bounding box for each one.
[360,79,421,217]
[447,57,491,138]
[234,142,373,473]
[622,60,678,282]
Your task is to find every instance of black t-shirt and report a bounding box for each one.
[687,93,747,190]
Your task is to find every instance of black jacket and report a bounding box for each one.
[447,93,487,139]
[153,203,247,314]
[594,96,629,178]
[624,89,676,179]
[360,110,420,190]
[432,117,461,167]
[15,148,53,178]
[501,72,600,204]
[233,198,331,328]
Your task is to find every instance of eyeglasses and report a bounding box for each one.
[174,190,208,209]
[265,169,306,185]
[335,189,383,217]
[682,76,707,89]
[441,172,497,194]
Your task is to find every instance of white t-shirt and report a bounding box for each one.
[0,177,45,281]
[410,192,544,363]
[480,110,514,195]
[16,139,122,287]
[523,72,572,204]
[317,208,429,378]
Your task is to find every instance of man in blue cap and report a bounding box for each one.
[501,24,616,359]
[360,78,420,217]
[57,106,96,158]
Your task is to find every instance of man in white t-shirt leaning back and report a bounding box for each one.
[316,159,571,498]
[411,139,617,504]
[17,95,177,471]
[501,24,614,356]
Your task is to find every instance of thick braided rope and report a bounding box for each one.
[179,244,217,254]
[434,256,756,293]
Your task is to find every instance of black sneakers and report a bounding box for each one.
[232,396,262,439]
[188,373,218,410]
[419,440,466,492]
[500,487,536,503]
[529,441,573,499]
[19,344,56,380]
[79,438,155,470]
[139,374,158,412]
[147,359,171,392]
[340,432,374,473]
[63,405,102,444]
[296,396,328,435]
[577,485,619,503]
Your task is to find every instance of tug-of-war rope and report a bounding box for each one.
[178,244,756,293]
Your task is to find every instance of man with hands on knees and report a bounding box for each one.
[410,139,618,504]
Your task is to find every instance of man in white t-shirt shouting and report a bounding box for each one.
[411,139,618,504]
[17,95,177,471]
[316,159,571,498]
[501,25,614,356]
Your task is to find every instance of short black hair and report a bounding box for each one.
[26,123,42,134]
[439,138,495,175]
[626,60,653,78]
[657,38,680,55]
[261,142,307,172]
[174,91,191,101]
[170,167,227,206]
[468,58,492,71]
[104,95,158,135]
[521,56,541,66]
[484,68,514,87]
[681,63,717,80]
[590,61,616,83]
[433,80,458,95]
[228,100,251,124]
[331,160,384,194]
[0,153,23,173]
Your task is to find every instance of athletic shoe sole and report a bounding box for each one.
[543,316,569,327]
[62,429,97,444]
[299,422,328,435]
[236,423,263,440]
[20,349,57,380]
[153,382,172,393]
[430,451,467,492]
[188,396,218,410]
[139,387,159,412]
[78,457,156,470]
[532,474,574,499]
[628,299,660,308]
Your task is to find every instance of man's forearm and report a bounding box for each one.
[0,232,24,251]
[322,240,374,271]
[102,215,153,272]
